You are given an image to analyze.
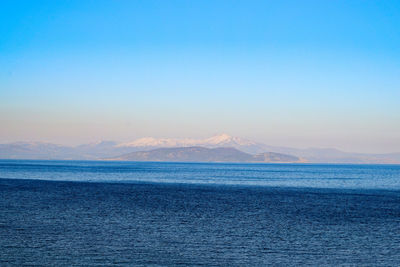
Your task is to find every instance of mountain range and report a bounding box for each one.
[1,134,399,164]
[107,147,303,163]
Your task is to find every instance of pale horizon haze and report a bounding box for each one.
[1,1,400,153]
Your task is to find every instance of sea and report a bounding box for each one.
[0,160,399,266]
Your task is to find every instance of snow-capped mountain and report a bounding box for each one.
[201,133,257,147]
[1,134,399,163]
[117,133,264,154]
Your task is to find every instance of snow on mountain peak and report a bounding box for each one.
[205,133,233,143]
[118,137,171,147]
[117,134,257,148]
[202,133,257,146]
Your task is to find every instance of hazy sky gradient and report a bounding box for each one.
[1,0,400,153]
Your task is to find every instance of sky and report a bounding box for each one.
[1,0,400,153]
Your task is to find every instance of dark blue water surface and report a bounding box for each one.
[0,160,399,266]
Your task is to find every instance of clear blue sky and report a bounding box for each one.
[1,0,399,153]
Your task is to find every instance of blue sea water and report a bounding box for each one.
[0,160,400,266]
[1,160,400,189]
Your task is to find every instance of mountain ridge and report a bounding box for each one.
[1,134,399,163]
[117,133,259,150]
[106,146,304,163]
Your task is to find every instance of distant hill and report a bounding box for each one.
[1,134,399,163]
[113,134,400,164]
[116,133,268,154]
[0,141,132,160]
[106,146,303,163]
[0,142,77,160]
